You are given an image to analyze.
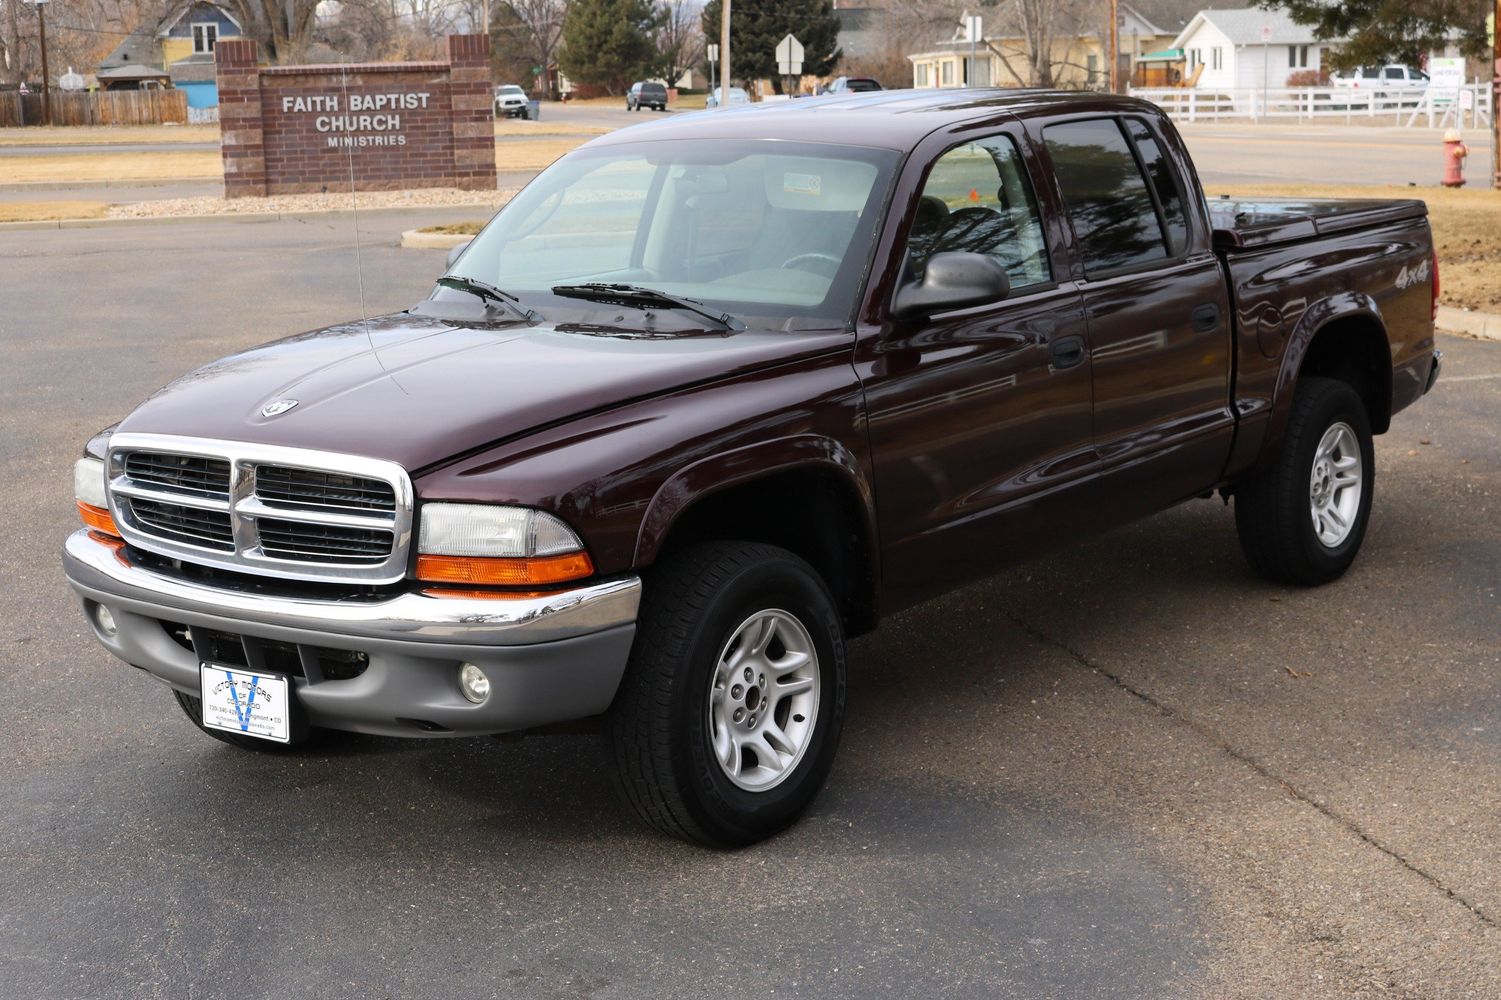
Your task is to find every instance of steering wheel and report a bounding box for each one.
[780,252,841,278]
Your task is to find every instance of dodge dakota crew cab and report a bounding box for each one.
[63,91,1441,846]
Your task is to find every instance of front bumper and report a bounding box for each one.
[62,529,640,737]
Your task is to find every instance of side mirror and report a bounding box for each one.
[445,240,472,270]
[891,251,1010,319]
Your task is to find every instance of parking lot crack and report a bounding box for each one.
[1010,615,1499,932]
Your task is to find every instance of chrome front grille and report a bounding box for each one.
[254,465,395,513]
[123,453,231,500]
[257,518,392,563]
[106,434,414,584]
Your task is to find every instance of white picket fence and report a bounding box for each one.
[1128,85,1492,128]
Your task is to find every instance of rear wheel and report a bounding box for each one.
[1234,377,1375,585]
[606,542,846,846]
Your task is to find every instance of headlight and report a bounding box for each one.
[74,457,107,509]
[74,457,119,537]
[416,503,593,586]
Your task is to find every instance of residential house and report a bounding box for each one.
[906,0,1201,91]
[97,1,244,107]
[1169,7,1336,91]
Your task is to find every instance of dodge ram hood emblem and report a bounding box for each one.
[260,399,299,417]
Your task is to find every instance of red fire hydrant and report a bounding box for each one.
[1442,129,1468,188]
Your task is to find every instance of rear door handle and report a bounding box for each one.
[1050,334,1086,370]
[1191,302,1221,332]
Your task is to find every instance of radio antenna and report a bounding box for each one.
[336,58,385,377]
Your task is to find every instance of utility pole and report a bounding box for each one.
[719,0,730,106]
[1493,0,1500,188]
[32,0,52,126]
[1107,0,1119,93]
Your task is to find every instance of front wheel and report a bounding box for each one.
[1234,377,1375,585]
[606,542,846,846]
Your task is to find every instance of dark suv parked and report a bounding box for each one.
[626,81,668,111]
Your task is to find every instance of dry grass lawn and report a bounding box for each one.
[494,119,611,137]
[493,138,586,170]
[1206,183,1501,314]
[0,150,222,184]
[0,199,108,222]
[0,125,219,146]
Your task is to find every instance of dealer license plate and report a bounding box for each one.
[198,663,291,743]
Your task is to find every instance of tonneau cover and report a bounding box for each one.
[1209,197,1428,251]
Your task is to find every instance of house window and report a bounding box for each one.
[915,63,930,87]
[940,61,953,86]
[1211,47,1222,70]
[1288,45,1308,68]
[192,22,218,55]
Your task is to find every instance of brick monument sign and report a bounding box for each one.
[215,35,496,198]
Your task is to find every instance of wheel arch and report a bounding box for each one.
[634,436,880,637]
[1279,297,1393,434]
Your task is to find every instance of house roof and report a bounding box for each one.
[157,1,243,37]
[1173,7,1339,48]
[96,63,173,80]
[167,56,217,82]
[98,1,239,72]
[1123,0,1211,36]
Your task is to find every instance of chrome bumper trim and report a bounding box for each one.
[62,529,641,646]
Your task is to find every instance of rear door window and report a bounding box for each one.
[1042,117,1183,274]
[1122,118,1189,255]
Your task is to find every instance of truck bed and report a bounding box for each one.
[1209,197,1429,251]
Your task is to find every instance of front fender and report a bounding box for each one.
[632,434,877,567]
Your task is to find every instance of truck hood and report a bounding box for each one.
[116,311,851,472]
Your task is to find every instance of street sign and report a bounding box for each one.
[707,43,719,62]
[776,33,804,77]
[1259,24,1273,43]
[963,15,982,43]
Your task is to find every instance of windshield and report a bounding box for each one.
[499,85,524,95]
[443,139,899,326]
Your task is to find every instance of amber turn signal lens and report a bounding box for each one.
[77,500,120,538]
[415,551,594,586]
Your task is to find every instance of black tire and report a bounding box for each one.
[606,542,847,847]
[171,689,313,751]
[1234,377,1375,586]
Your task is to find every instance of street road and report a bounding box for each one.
[1178,123,1496,188]
[1,216,1498,999]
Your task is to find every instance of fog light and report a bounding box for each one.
[95,604,118,637]
[458,663,490,704]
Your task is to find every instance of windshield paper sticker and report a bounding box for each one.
[783,172,822,196]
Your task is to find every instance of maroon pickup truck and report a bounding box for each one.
[64,91,1441,845]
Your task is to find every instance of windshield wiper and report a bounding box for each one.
[436,275,541,323]
[550,283,746,332]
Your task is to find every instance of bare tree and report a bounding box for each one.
[494,0,564,96]
[652,0,698,86]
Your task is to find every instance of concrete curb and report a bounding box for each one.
[1436,306,1501,342]
[400,228,474,249]
[0,203,501,232]
[0,177,212,192]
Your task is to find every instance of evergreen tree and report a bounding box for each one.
[700,0,841,92]
[1261,0,1490,69]
[560,0,664,93]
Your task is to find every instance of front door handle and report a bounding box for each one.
[1050,334,1086,370]
[1191,302,1221,332]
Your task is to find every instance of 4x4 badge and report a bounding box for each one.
[260,399,298,417]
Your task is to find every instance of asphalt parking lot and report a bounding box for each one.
[2,216,1498,999]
